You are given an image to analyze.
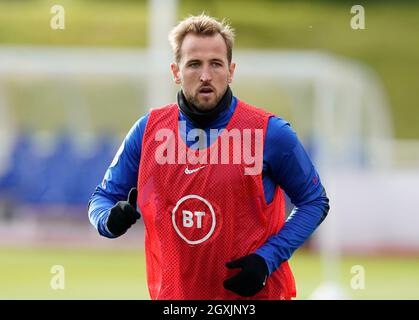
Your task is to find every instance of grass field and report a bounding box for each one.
[1,246,419,300]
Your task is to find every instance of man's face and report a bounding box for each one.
[171,33,236,111]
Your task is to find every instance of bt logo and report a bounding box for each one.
[182,210,206,228]
[172,195,216,245]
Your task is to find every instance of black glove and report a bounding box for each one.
[106,188,141,237]
[223,253,269,297]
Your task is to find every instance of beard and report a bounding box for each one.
[184,85,228,112]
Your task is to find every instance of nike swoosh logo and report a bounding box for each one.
[184,165,207,175]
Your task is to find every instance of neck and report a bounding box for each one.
[177,86,233,128]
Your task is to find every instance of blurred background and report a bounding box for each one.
[0,0,418,299]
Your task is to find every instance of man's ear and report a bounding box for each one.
[228,62,236,83]
[170,63,181,84]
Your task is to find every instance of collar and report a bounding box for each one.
[177,86,233,128]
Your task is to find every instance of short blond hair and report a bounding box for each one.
[168,14,235,64]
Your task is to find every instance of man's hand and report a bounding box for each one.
[106,188,141,237]
[223,253,269,297]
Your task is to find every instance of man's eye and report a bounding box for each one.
[189,63,200,68]
[212,62,222,67]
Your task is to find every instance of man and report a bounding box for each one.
[88,14,329,300]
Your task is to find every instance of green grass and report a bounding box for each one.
[0,246,148,299]
[0,0,418,138]
[292,251,419,300]
[0,0,148,47]
[1,246,418,299]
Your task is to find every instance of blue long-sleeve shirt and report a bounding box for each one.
[88,97,329,274]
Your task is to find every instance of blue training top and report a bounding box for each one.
[88,97,329,275]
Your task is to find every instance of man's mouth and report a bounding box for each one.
[199,87,214,95]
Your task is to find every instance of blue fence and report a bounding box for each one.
[0,133,117,207]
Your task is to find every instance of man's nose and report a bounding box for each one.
[200,65,212,82]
